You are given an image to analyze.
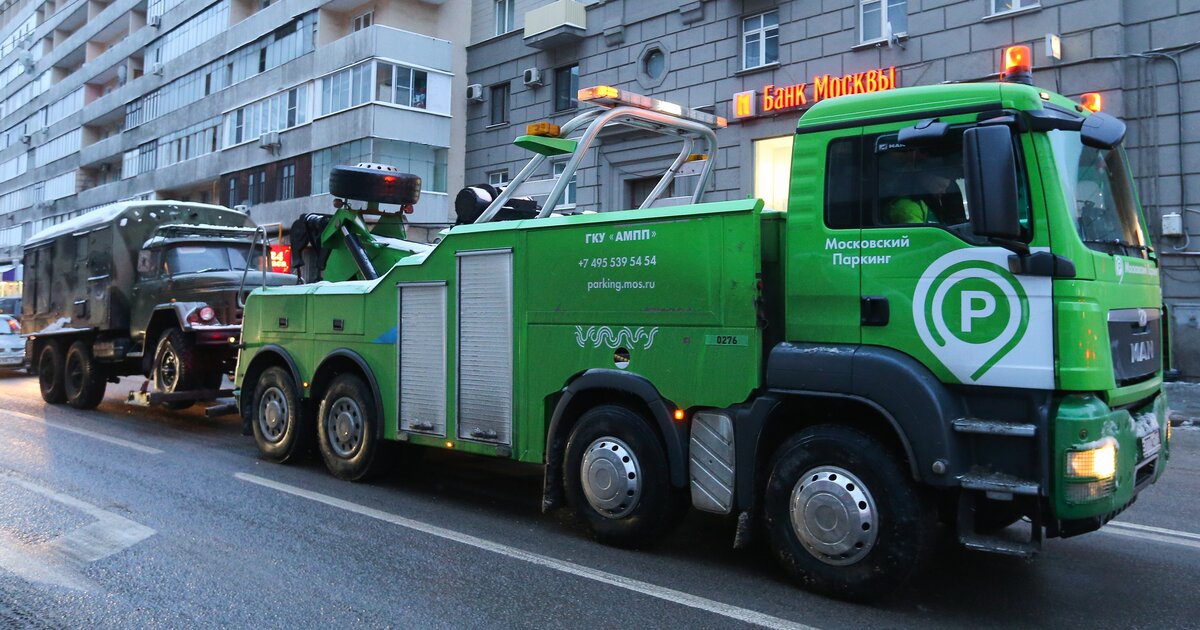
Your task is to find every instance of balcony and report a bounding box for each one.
[523,0,586,50]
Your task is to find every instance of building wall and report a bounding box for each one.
[464,0,1200,376]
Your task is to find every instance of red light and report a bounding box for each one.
[1002,45,1033,84]
[1080,92,1102,112]
[383,175,397,183]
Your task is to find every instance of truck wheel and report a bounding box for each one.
[317,374,382,481]
[763,425,937,602]
[251,367,310,463]
[153,329,196,410]
[64,340,107,410]
[37,341,66,404]
[563,404,687,549]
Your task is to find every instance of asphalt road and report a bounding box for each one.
[1,371,1198,629]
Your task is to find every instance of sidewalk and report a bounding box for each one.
[1167,381,1200,427]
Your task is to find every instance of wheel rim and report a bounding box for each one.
[257,386,288,443]
[789,466,878,566]
[580,436,642,519]
[326,396,363,458]
[65,352,83,395]
[38,349,56,391]
[158,347,179,391]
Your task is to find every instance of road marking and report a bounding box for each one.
[235,472,816,630]
[0,409,163,455]
[1102,521,1200,550]
[0,470,157,590]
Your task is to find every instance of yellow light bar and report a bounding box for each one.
[576,85,727,129]
[1080,92,1103,113]
[526,122,561,137]
[1066,439,1117,479]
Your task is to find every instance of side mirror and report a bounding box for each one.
[963,125,1021,240]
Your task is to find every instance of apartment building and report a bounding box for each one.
[0,0,469,274]
[464,0,1200,376]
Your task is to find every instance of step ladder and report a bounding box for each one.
[952,417,1044,557]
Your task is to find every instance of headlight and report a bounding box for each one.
[199,306,216,322]
[1065,438,1117,479]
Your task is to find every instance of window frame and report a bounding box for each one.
[741,10,780,71]
[352,10,373,31]
[988,0,1039,16]
[553,64,579,112]
[552,161,576,209]
[494,0,514,36]
[487,170,508,187]
[858,0,907,45]
[488,82,509,127]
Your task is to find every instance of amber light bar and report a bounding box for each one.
[578,85,727,128]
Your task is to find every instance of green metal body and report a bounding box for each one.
[236,81,1167,532]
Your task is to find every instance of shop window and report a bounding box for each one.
[860,0,906,44]
[489,83,509,126]
[554,65,579,112]
[990,0,1038,14]
[742,11,779,70]
[495,0,514,35]
[753,136,793,212]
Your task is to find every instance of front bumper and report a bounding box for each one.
[0,352,23,367]
[1051,392,1168,531]
[190,326,241,347]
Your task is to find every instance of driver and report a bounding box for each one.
[883,149,965,225]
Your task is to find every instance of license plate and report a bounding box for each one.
[1140,431,1162,460]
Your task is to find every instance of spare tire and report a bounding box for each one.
[329,163,421,206]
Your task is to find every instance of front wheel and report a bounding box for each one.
[563,404,687,549]
[317,374,383,481]
[64,340,106,410]
[251,366,310,463]
[153,329,197,410]
[763,425,937,602]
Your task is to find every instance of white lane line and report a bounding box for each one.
[235,472,815,630]
[0,470,157,590]
[1102,521,1200,550]
[0,409,163,455]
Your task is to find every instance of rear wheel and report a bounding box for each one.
[564,404,687,549]
[251,366,310,463]
[763,425,937,602]
[64,340,106,410]
[153,329,197,410]
[37,341,66,404]
[317,374,383,481]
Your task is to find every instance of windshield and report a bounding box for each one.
[163,244,265,275]
[1048,130,1148,258]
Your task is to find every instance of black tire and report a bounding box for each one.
[317,374,383,481]
[251,366,310,464]
[329,164,421,206]
[563,404,687,549]
[763,425,937,602]
[64,340,106,410]
[37,341,66,404]
[153,328,197,410]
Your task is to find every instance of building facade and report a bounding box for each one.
[0,0,469,274]
[464,0,1200,377]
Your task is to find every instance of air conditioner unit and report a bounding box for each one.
[522,67,544,88]
[258,131,281,151]
[150,63,163,76]
[148,15,162,28]
[466,83,484,102]
[18,51,33,72]
[19,134,31,145]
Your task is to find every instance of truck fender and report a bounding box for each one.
[239,344,304,434]
[542,369,688,512]
[312,349,386,440]
[762,343,967,487]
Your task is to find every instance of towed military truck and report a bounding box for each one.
[235,49,1169,600]
[24,201,296,410]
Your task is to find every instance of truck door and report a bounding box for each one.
[857,124,1054,389]
[785,130,863,344]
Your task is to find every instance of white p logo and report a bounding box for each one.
[961,290,996,333]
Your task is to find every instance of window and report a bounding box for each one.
[228,178,238,205]
[552,162,576,209]
[488,171,508,187]
[495,0,514,35]
[247,172,257,205]
[320,62,371,115]
[742,11,779,70]
[860,0,906,43]
[754,136,794,212]
[353,11,373,31]
[489,83,509,126]
[375,62,428,109]
[554,65,579,112]
[990,0,1038,15]
[278,163,296,200]
[642,49,665,79]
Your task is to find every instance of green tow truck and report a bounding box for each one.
[235,56,1169,599]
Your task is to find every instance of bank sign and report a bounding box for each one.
[731,66,898,120]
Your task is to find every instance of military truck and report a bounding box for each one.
[23,201,296,410]
[235,50,1169,600]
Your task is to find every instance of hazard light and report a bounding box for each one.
[1001,45,1033,85]
[578,85,727,128]
[1080,92,1102,112]
[526,121,561,137]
